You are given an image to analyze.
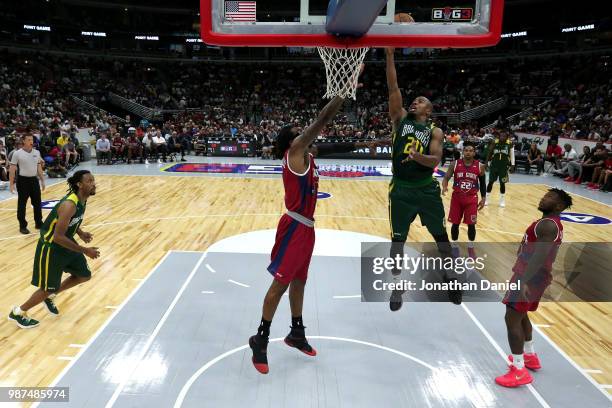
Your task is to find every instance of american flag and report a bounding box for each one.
[224,1,256,22]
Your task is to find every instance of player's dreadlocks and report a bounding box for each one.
[67,170,91,194]
[549,188,573,210]
[274,125,298,160]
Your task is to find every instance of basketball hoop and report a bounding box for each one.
[317,47,369,100]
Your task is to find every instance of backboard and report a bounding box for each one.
[200,0,504,48]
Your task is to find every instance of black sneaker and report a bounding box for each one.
[8,310,39,329]
[19,227,30,235]
[389,290,403,311]
[444,277,462,305]
[249,334,269,374]
[44,297,59,316]
[284,327,316,356]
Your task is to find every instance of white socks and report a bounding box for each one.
[13,306,23,316]
[524,340,535,354]
[512,353,525,369]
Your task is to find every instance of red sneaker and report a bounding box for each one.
[509,353,541,370]
[564,176,575,182]
[495,364,533,387]
[574,178,582,184]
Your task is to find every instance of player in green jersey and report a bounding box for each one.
[485,129,515,207]
[9,170,100,329]
[384,47,461,311]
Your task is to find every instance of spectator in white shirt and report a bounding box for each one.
[553,144,579,177]
[152,131,168,163]
[142,132,154,164]
[96,133,111,164]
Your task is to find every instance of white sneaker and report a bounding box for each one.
[499,196,506,208]
[484,196,490,206]
[157,159,162,164]
[145,159,150,165]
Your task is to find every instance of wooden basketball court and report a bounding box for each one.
[1,170,610,404]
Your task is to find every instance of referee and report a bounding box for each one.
[9,134,46,234]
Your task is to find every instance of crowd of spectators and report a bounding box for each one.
[1,50,610,191]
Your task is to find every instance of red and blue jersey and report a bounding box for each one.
[512,215,563,284]
[282,151,319,219]
[452,159,480,196]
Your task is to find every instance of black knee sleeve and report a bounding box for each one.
[467,224,476,241]
[451,224,460,241]
[433,231,451,255]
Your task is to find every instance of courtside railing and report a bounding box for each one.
[483,97,553,131]
[433,97,507,125]
[108,92,162,121]
[71,96,127,123]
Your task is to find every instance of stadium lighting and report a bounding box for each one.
[81,31,106,37]
[23,25,51,32]
[500,31,527,38]
[135,35,159,41]
[561,24,595,33]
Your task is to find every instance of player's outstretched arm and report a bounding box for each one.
[385,49,407,128]
[291,96,345,153]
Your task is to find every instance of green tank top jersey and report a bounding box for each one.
[40,193,86,244]
[491,139,512,167]
[392,116,435,184]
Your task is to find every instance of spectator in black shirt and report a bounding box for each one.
[526,142,544,175]
[168,131,187,161]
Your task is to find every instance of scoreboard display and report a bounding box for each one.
[207,138,255,157]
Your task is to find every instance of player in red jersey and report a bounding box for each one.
[495,188,573,388]
[441,142,486,258]
[248,95,348,375]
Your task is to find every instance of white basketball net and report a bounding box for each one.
[317,47,369,100]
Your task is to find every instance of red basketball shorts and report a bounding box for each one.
[448,192,478,225]
[267,214,315,285]
[502,273,549,312]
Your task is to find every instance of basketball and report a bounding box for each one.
[395,13,414,23]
